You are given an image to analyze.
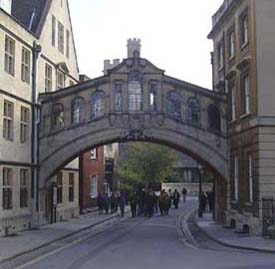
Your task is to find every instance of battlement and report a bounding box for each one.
[103,59,121,74]
[127,38,141,58]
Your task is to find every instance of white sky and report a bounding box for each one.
[69,0,222,89]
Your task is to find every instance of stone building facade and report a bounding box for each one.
[0,0,79,235]
[209,0,275,234]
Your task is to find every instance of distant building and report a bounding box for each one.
[209,0,275,234]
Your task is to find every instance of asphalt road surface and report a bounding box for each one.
[6,200,275,269]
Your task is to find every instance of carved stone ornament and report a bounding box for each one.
[108,113,117,127]
[156,113,165,126]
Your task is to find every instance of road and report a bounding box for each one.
[4,200,275,269]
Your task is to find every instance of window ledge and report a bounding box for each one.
[228,119,237,125]
[245,202,253,207]
[240,113,251,119]
[241,42,249,50]
[231,200,238,204]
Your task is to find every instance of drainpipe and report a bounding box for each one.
[31,41,41,227]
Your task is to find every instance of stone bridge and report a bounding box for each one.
[39,56,228,187]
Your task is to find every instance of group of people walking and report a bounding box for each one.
[97,187,188,218]
[97,191,126,217]
[128,187,188,218]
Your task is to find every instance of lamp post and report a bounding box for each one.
[198,164,203,218]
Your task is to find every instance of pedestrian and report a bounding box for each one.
[97,192,104,215]
[200,192,207,213]
[137,188,145,216]
[164,191,171,215]
[173,189,180,209]
[158,190,165,216]
[129,191,137,217]
[168,189,173,209]
[110,192,117,213]
[102,192,109,214]
[153,192,158,214]
[145,188,155,217]
[182,187,187,203]
[118,191,126,217]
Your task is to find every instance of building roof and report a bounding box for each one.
[11,0,51,35]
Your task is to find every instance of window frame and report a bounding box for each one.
[52,103,65,130]
[57,69,65,90]
[45,64,53,93]
[57,172,63,204]
[166,91,181,120]
[20,168,28,208]
[2,167,12,210]
[20,106,29,143]
[21,47,31,84]
[52,15,56,47]
[4,35,15,76]
[68,172,74,202]
[240,10,249,48]
[3,100,13,141]
[90,148,98,160]
[90,175,98,198]
[57,21,64,54]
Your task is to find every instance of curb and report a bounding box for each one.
[193,217,275,254]
[0,212,122,266]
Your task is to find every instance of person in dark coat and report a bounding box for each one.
[182,187,187,203]
[102,193,109,214]
[118,191,126,217]
[97,192,104,215]
[145,188,155,217]
[173,189,180,209]
[158,190,166,216]
[129,191,137,217]
[110,192,118,213]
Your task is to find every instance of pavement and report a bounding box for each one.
[195,212,275,253]
[0,209,125,264]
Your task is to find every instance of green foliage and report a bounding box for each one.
[117,142,178,190]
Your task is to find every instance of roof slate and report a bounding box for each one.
[11,0,48,34]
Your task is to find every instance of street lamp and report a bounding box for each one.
[198,163,203,218]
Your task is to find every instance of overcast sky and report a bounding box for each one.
[69,0,222,89]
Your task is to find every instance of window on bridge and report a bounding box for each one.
[71,97,84,124]
[166,91,181,120]
[52,103,65,130]
[208,104,221,132]
[114,84,123,111]
[149,84,157,111]
[129,71,142,111]
[187,97,201,125]
[91,91,105,119]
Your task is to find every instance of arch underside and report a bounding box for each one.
[39,115,228,187]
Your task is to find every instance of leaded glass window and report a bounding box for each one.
[128,71,142,111]
[167,91,181,119]
[187,97,200,124]
[208,104,221,131]
[71,97,84,124]
[114,84,122,111]
[52,103,64,130]
[149,84,157,111]
[91,91,105,119]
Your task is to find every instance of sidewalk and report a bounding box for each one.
[0,209,124,263]
[196,213,275,253]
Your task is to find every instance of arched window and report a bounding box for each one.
[128,71,142,111]
[208,104,221,131]
[167,91,181,119]
[114,84,122,111]
[149,84,157,111]
[71,97,84,124]
[52,103,64,130]
[187,97,201,124]
[91,91,105,119]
